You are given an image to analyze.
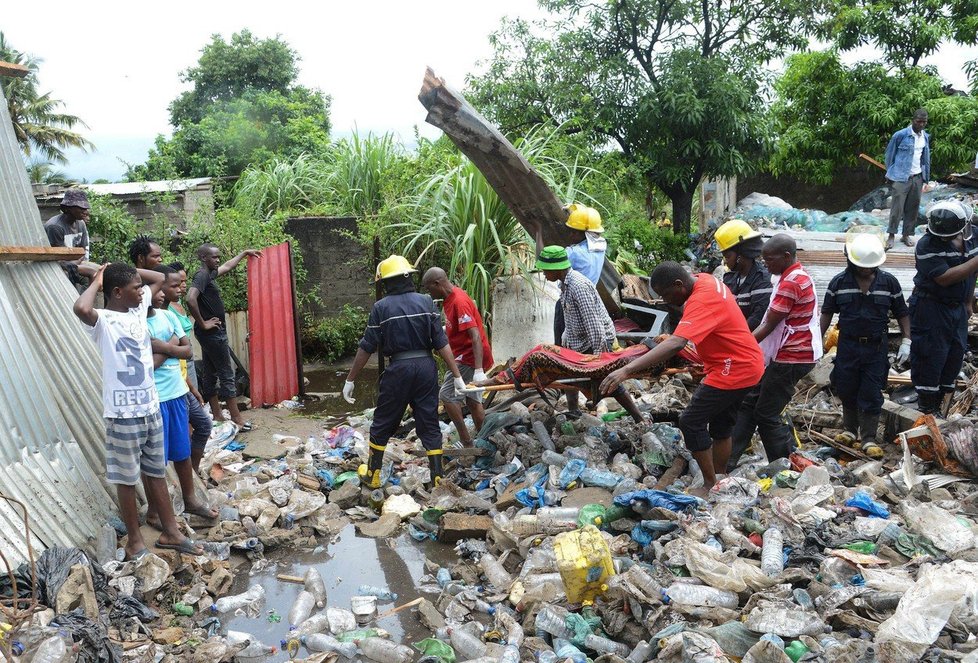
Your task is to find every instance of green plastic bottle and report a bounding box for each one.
[172,602,194,616]
[785,640,809,662]
[844,541,877,554]
[600,410,628,422]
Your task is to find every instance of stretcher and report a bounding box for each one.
[463,342,699,405]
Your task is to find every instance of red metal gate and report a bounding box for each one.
[247,242,302,406]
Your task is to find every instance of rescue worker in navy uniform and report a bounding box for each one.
[909,200,978,413]
[819,231,910,457]
[342,255,466,488]
[715,219,772,330]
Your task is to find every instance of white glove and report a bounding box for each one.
[896,338,911,364]
[342,380,356,404]
[453,376,467,395]
[473,369,487,383]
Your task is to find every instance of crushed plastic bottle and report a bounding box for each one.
[289,590,316,627]
[304,567,327,608]
[661,583,739,609]
[357,585,398,602]
[479,553,514,590]
[534,604,573,638]
[761,528,785,576]
[583,633,630,656]
[627,640,653,663]
[28,636,70,663]
[554,638,588,663]
[211,584,265,613]
[227,631,276,658]
[302,634,358,658]
[357,637,414,663]
[449,627,487,659]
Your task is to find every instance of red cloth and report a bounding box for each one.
[444,287,493,370]
[501,343,696,388]
[674,273,764,390]
[769,262,818,364]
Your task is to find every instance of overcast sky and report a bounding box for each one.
[4,0,976,182]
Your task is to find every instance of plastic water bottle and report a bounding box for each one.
[292,611,330,638]
[29,636,70,663]
[819,636,848,657]
[627,640,654,663]
[760,633,785,648]
[211,584,265,613]
[498,609,524,647]
[793,588,814,610]
[541,450,569,467]
[478,553,514,590]
[436,567,452,588]
[579,467,623,489]
[554,638,588,663]
[289,590,316,627]
[302,634,357,658]
[304,567,327,608]
[537,507,580,533]
[450,627,487,659]
[499,644,521,663]
[661,584,739,609]
[357,637,414,663]
[534,604,572,638]
[227,631,276,658]
[761,528,785,576]
[532,421,556,451]
[357,585,398,602]
[583,633,630,656]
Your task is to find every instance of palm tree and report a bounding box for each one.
[0,33,94,164]
[26,159,67,184]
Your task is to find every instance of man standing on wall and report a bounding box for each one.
[45,188,91,288]
[884,108,930,250]
[186,243,261,431]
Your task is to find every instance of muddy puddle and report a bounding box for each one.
[223,523,457,660]
[302,366,380,418]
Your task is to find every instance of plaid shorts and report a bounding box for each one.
[104,411,166,486]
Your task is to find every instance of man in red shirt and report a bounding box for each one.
[728,234,822,469]
[600,262,764,496]
[423,268,493,446]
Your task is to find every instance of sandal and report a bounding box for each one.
[237,421,254,432]
[184,504,218,520]
[156,538,204,555]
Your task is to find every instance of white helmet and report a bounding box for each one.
[846,233,886,268]
[926,200,974,237]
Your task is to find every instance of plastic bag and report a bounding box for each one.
[709,477,759,505]
[700,621,761,658]
[742,639,793,663]
[901,502,976,553]
[844,491,890,518]
[875,560,978,662]
[50,609,123,663]
[613,489,699,512]
[281,489,327,520]
[413,638,456,663]
[681,632,728,663]
[683,540,776,592]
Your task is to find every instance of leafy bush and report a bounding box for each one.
[86,194,140,264]
[301,304,369,363]
[606,216,689,274]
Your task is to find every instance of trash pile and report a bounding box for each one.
[5,367,978,663]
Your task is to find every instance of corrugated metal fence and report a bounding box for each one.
[0,87,114,564]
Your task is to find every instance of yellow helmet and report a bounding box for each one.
[375,254,417,281]
[566,204,603,233]
[714,219,761,252]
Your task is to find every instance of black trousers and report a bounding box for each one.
[910,296,968,413]
[729,361,814,466]
[369,356,441,451]
[831,336,888,414]
[554,300,565,345]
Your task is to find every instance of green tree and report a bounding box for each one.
[769,50,978,183]
[0,33,94,164]
[817,0,978,68]
[468,0,811,233]
[128,30,330,180]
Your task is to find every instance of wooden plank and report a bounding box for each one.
[0,246,84,262]
[0,61,30,78]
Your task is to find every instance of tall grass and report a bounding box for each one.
[389,125,610,322]
[329,131,402,219]
[233,153,330,218]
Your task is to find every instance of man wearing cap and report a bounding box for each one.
[715,219,771,330]
[884,108,930,250]
[554,204,606,344]
[343,255,466,488]
[600,262,764,496]
[45,188,91,287]
[909,200,978,413]
[537,245,643,422]
[819,232,910,456]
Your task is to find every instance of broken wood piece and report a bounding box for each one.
[0,61,29,78]
[653,456,688,490]
[887,374,966,388]
[297,475,321,491]
[806,429,874,462]
[374,597,424,621]
[275,574,306,584]
[409,446,489,458]
[0,246,85,262]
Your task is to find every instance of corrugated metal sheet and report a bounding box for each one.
[247,242,301,405]
[0,86,114,564]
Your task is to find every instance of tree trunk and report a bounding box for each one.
[667,187,697,235]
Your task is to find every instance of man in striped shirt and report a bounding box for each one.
[729,235,822,467]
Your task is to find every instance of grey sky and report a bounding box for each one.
[4,0,975,182]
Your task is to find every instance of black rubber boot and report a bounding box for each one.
[427,450,444,487]
[859,411,884,459]
[842,406,859,436]
[358,441,386,489]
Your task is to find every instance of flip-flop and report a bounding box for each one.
[184,505,218,521]
[237,421,254,432]
[156,538,204,555]
[125,548,149,561]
